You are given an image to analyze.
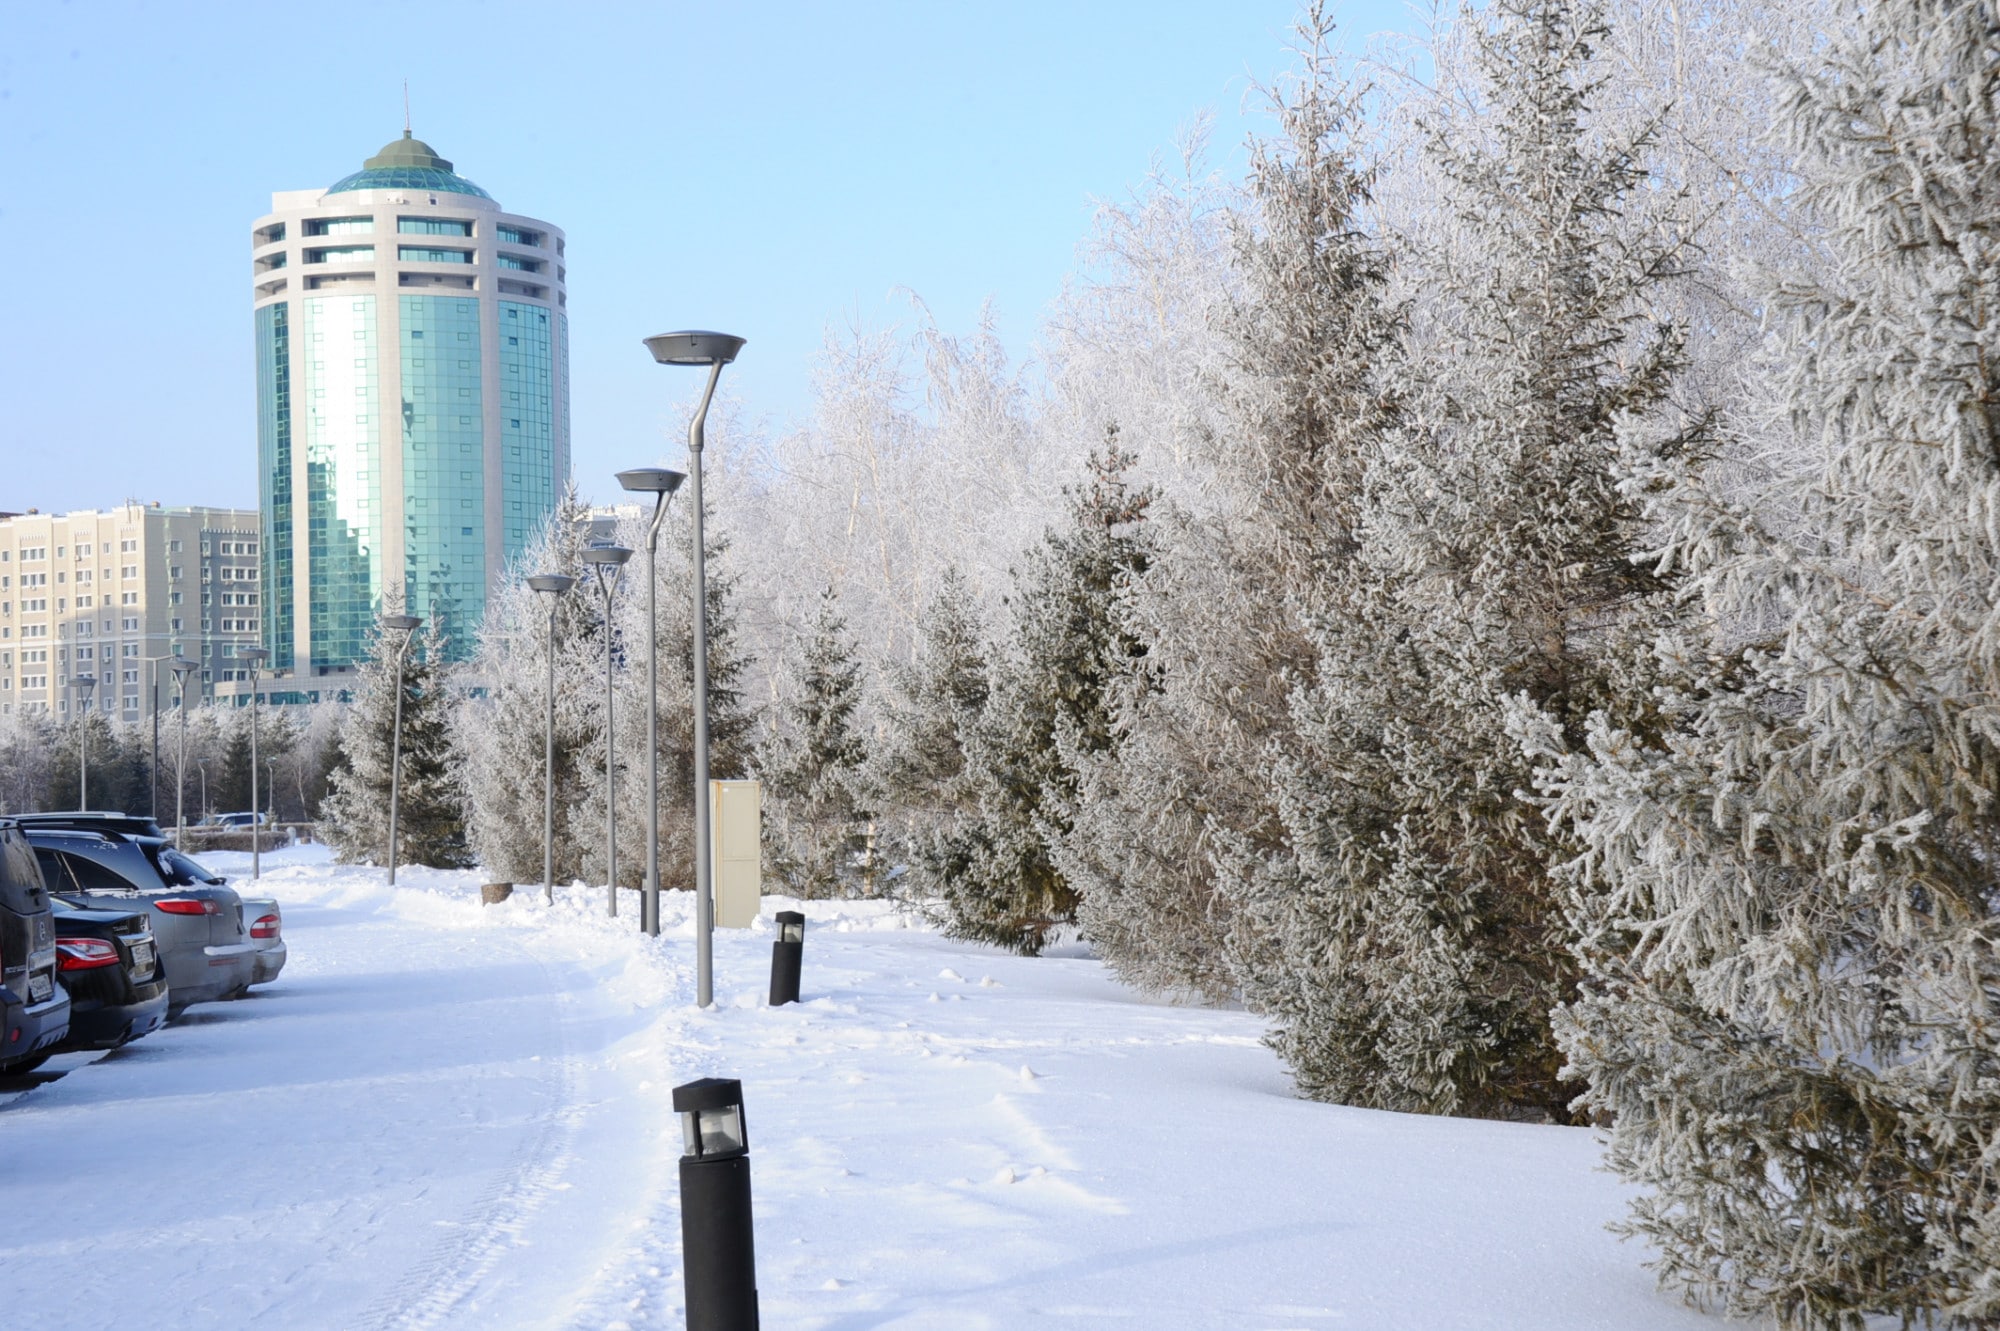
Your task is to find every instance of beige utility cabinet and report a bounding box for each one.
[710,779,762,928]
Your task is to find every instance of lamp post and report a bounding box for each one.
[527,574,577,905]
[197,758,209,822]
[74,673,96,810]
[644,330,746,1008]
[672,1077,760,1330]
[268,758,279,823]
[582,546,633,916]
[241,647,270,879]
[615,466,687,938]
[169,656,197,848]
[380,615,424,886]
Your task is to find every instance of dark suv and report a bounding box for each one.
[28,827,256,1016]
[1,819,71,1073]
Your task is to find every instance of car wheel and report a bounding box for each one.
[2,1050,52,1076]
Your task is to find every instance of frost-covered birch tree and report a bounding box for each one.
[1522,1,2000,1321]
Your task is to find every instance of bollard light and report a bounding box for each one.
[769,910,804,1006]
[673,1076,760,1330]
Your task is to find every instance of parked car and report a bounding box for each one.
[155,843,286,988]
[199,812,270,829]
[27,828,258,1017]
[0,819,71,1074]
[47,899,169,1053]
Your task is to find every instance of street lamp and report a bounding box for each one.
[582,545,633,916]
[380,615,424,886]
[616,466,687,938]
[168,656,197,848]
[527,573,577,905]
[241,647,270,880]
[74,673,96,810]
[672,1076,760,1330]
[644,330,746,1008]
[197,758,209,822]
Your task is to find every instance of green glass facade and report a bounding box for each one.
[399,296,485,650]
[301,296,383,668]
[499,301,557,566]
[255,304,295,670]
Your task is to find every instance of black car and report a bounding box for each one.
[48,900,168,1053]
[0,819,70,1074]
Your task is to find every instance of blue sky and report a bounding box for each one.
[0,1,1419,513]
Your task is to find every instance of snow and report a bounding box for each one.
[1,845,1716,1329]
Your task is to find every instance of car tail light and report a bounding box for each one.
[251,913,281,940]
[56,937,122,971]
[155,898,217,916]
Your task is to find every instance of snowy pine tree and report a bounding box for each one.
[1219,0,1698,1120]
[1057,2,1394,999]
[1522,1,2000,1321]
[761,587,876,897]
[876,565,989,871]
[321,617,469,868]
[919,436,1153,953]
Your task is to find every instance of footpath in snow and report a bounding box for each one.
[0,844,1716,1330]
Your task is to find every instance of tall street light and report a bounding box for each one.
[241,647,270,880]
[381,615,424,886]
[527,573,577,905]
[582,545,633,916]
[644,330,746,1009]
[615,466,687,938]
[74,673,96,810]
[169,656,198,848]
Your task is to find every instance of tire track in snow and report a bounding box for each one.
[364,948,585,1331]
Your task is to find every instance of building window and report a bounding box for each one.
[496,254,541,272]
[305,216,373,236]
[399,246,472,264]
[496,225,541,247]
[304,245,376,264]
[399,217,472,236]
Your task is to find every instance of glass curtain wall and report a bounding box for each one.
[399,295,484,655]
[302,295,382,669]
[256,302,295,670]
[498,301,557,566]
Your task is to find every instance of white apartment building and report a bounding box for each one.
[0,504,262,720]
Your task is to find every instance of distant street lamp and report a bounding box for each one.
[527,573,577,905]
[582,545,633,916]
[169,656,198,848]
[644,330,746,1008]
[197,758,209,822]
[267,757,279,824]
[616,466,687,938]
[74,673,96,810]
[380,615,424,886]
[241,647,270,879]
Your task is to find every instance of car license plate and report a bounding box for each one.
[132,942,156,974]
[28,972,52,1004]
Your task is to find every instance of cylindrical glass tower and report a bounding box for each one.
[251,131,569,674]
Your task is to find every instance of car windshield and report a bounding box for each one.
[157,847,224,886]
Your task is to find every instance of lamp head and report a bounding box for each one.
[527,574,577,595]
[672,1077,748,1160]
[776,910,805,944]
[169,655,197,681]
[643,331,746,367]
[382,614,423,633]
[239,648,270,666]
[616,467,688,495]
[581,544,633,568]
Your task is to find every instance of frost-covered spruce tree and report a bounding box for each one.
[1220,0,1697,1121]
[457,488,599,884]
[876,565,989,866]
[1057,3,1396,998]
[321,617,469,868]
[921,437,1153,953]
[1523,2,2000,1321]
[761,587,876,897]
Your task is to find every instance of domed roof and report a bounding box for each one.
[327,131,491,199]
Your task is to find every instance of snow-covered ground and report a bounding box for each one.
[0,844,1716,1330]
